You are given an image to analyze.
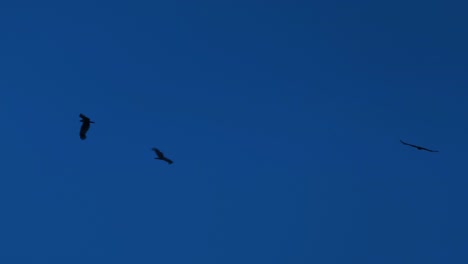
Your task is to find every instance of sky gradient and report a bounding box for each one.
[0,1,467,263]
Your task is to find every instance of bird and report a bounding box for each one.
[152,147,173,164]
[400,139,438,152]
[79,113,94,140]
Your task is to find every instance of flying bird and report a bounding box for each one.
[152,147,173,164]
[400,139,438,152]
[79,113,94,140]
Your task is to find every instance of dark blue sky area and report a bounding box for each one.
[0,1,467,263]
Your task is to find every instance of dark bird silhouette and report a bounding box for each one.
[79,113,94,140]
[152,147,173,164]
[400,139,438,152]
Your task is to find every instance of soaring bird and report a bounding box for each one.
[152,147,173,164]
[79,113,94,140]
[400,139,438,152]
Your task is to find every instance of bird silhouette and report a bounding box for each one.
[79,113,95,140]
[400,139,438,152]
[152,147,173,164]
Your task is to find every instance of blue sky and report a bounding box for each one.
[0,1,467,262]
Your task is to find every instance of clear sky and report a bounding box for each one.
[0,1,466,263]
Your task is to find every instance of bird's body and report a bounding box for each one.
[79,113,94,140]
[400,140,438,152]
[152,147,173,164]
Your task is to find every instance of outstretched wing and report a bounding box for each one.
[421,147,439,152]
[162,157,173,164]
[79,113,90,122]
[400,140,424,149]
[400,140,418,148]
[152,147,164,158]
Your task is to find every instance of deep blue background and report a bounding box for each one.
[0,1,466,262]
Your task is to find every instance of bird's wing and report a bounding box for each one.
[80,114,90,121]
[152,147,164,157]
[400,140,420,148]
[423,148,439,152]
